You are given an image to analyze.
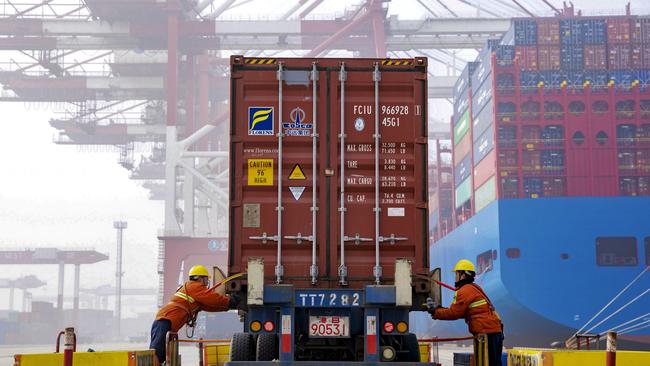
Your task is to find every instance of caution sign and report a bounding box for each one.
[288,164,306,180]
[248,159,273,186]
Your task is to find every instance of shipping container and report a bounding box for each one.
[584,44,607,69]
[474,101,495,139]
[607,17,632,43]
[499,177,519,198]
[631,17,650,44]
[453,96,470,124]
[496,101,515,123]
[516,46,539,70]
[537,45,560,70]
[472,77,493,119]
[471,60,491,95]
[609,44,632,69]
[560,19,583,44]
[514,19,538,45]
[454,133,472,163]
[631,44,644,69]
[495,45,516,66]
[582,18,607,44]
[475,176,497,212]
[473,124,495,165]
[453,61,478,99]
[229,56,430,363]
[560,44,584,70]
[537,19,560,45]
[455,154,472,187]
[455,176,472,208]
[453,110,470,144]
[474,149,496,188]
[498,125,517,148]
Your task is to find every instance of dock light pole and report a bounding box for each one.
[113,221,127,338]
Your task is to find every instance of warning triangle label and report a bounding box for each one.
[288,164,306,180]
[289,186,306,201]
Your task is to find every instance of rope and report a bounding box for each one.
[607,312,650,332]
[584,288,650,334]
[572,266,648,337]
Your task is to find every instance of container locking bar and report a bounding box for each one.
[344,234,374,245]
[310,62,319,285]
[275,62,285,284]
[378,234,408,245]
[372,62,382,284]
[338,62,348,286]
[284,233,314,244]
[249,233,279,244]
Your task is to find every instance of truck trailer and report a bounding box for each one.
[225,56,434,364]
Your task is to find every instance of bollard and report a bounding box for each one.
[606,331,616,366]
[63,327,75,366]
[198,338,204,366]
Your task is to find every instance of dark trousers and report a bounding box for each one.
[149,319,171,364]
[473,332,504,366]
[487,332,504,366]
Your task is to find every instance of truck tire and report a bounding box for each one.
[230,332,255,361]
[256,333,278,361]
[397,333,421,362]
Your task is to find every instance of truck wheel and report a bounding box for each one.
[230,332,255,361]
[396,333,421,362]
[256,333,278,361]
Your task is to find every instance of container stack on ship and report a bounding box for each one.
[422,11,650,348]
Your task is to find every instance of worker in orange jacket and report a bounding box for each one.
[427,259,504,366]
[149,265,240,364]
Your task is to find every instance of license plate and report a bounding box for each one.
[308,316,350,338]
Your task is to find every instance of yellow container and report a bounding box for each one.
[508,348,650,366]
[14,350,156,366]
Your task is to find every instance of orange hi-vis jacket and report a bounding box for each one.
[433,283,502,335]
[156,280,230,332]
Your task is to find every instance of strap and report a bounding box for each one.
[469,284,495,310]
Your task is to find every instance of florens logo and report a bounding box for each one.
[248,107,274,135]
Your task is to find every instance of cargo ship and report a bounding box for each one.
[415,11,650,348]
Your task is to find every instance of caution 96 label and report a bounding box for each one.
[248,159,274,186]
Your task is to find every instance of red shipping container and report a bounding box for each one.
[515,46,538,70]
[474,149,496,189]
[522,150,541,172]
[537,19,560,45]
[608,44,632,69]
[229,56,429,288]
[631,18,650,44]
[537,46,561,70]
[454,133,471,164]
[584,44,607,69]
[498,150,518,168]
[607,17,632,43]
[631,44,643,69]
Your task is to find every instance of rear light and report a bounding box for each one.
[396,321,408,333]
[250,320,262,332]
[383,321,394,333]
[263,321,275,332]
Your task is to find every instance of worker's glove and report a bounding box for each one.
[426,297,436,312]
[228,293,241,309]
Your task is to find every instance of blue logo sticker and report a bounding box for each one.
[283,107,312,136]
[248,107,274,135]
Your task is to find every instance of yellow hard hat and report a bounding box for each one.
[188,265,210,278]
[452,259,476,273]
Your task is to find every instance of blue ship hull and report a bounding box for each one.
[412,197,650,347]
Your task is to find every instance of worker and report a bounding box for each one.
[149,265,240,364]
[427,259,504,366]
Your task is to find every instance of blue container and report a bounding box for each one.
[471,57,491,93]
[514,20,538,45]
[560,44,584,70]
[453,91,471,122]
[472,77,494,119]
[560,19,583,44]
[542,125,564,147]
[584,70,609,87]
[474,125,495,165]
[454,154,472,187]
[520,71,540,88]
[541,71,567,88]
[566,70,586,88]
[495,45,516,66]
[541,150,564,170]
[581,19,606,44]
[610,70,637,88]
[473,101,495,141]
[639,70,650,88]
[454,61,479,99]
[524,177,544,198]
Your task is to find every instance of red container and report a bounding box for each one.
[606,17,632,43]
[474,149,496,189]
[498,150,518,168]
[522,150,541,173]
[229,56,429,288]
[454,133,471,164]
[584,44,607,69]
[537,19,560,45]
[608,44,632,69]
[643,45,650,68]
[537,46,560,70]
[542,177,566,197]
[515,46,538,70]
[631,44,644,69]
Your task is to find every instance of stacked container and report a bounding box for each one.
[445,14,650,226]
